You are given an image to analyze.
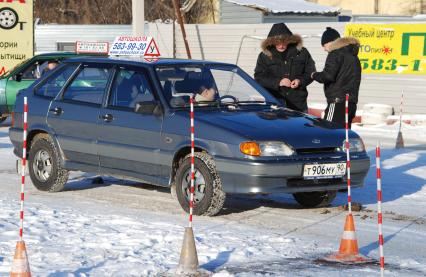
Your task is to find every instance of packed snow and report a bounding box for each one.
[0,119,426,276]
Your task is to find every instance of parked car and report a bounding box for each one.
[0,52,102,122]
[9,57,370,216]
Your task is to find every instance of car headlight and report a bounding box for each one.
[240,141,295,157]
[342,138,365,153]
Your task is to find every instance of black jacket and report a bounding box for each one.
[312,37,361,104]
[254,42,316,112]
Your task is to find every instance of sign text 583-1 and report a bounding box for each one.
[359,57,421,72]
[345,24,426,75]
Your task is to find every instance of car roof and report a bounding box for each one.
[63,56,236,68]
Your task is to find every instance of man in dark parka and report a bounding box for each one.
[254,23,316,112]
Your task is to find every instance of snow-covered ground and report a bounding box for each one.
[0,120,426,276]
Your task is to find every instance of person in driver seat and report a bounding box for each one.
[194,80,217,102]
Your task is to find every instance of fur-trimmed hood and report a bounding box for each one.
[328,37,360,53]
[261,34,303,58]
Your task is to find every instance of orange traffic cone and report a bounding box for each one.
[325,214,371,264]
[10,241,31,277]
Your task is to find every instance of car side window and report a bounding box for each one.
[63,66,112,105]
[34,64,78,98]
[109,69,154,109]
[21,60,49,80]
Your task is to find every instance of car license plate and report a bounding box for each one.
[303,162,346,179]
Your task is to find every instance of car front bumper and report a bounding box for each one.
[215,155,370,194]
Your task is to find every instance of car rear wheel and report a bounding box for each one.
[293,190,337,208]
[175,152,226,216]
[29,134,69,192]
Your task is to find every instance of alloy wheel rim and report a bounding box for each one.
[33,149,53,182]
[181,168,207,204]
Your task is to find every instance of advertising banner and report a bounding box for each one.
[0,0,34,76]
[345,23,426,75]
[108,36,160,57]
[76,41,109,54]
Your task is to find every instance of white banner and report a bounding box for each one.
[108,36,160,56]
[76,41,109,54]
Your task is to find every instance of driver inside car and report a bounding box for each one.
[195,84,217,102]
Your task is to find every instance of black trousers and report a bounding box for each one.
[324,102,357,128]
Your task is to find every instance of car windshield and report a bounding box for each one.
[155,65,278,108]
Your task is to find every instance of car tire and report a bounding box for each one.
[293,190,337,208]
[175,152,226,216]
[28,134,69,192]
[0,115,7,123]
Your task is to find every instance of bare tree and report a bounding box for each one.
[33,0,215,24]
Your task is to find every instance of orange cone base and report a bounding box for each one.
[324,252,373,264]
[10,241,31,277]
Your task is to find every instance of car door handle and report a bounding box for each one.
[101,114,114,122]
[49,107,63,115]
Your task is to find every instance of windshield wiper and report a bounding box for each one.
[236,100,277,105]
[175,100,278,109]
[177,100,220,108]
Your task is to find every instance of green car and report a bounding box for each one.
[0,52,98,122]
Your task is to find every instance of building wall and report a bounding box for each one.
[309,0,425,15]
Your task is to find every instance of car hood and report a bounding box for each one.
[194,108,355,149]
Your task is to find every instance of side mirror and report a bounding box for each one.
[135,101,163,116]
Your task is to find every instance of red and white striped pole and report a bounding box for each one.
[188,96,195,228]
[395,90,405,149]
[345,94,352,214]
[176,95,199,273]
[10,96,32,276]
[19,97,28,240]
[398,90,404,132]
[376,142,385,277]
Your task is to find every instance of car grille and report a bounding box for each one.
[296,147,338,155]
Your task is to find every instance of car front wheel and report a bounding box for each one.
[293,190,337,208]
[175,152,226,216]
[28,134,69,192]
